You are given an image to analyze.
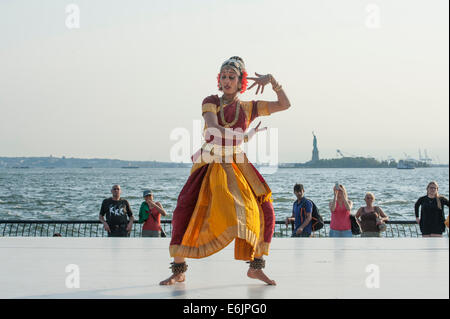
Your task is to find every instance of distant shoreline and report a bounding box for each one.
[0,156,448,169]
[0,156,191,168]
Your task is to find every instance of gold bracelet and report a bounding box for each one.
[269,74,282,92]
[273,83,283,92]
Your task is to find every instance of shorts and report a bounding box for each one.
[142,230,161,237]
[329,229,353,238]
[108,224,130,237]
[361,231,381,238]
[291,232,311,238]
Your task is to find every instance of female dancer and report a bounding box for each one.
[160,56,290,286]
[415,181,449,237]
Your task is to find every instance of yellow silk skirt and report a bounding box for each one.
[169,150,272,261]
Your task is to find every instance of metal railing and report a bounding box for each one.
[0,219,447,238]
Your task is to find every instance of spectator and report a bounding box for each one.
[415,181,449,238]
[355,192,389,237]
[329,184,353,237]
[99,184,134,237]
[285,184,312,237]
[139,189,167,237]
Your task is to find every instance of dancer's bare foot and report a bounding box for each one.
[159,273,186,286]
[247,268,276,285]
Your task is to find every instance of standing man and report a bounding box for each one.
[99,184,134,237]
[285,184,313,237]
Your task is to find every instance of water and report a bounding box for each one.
[0,167,448,221]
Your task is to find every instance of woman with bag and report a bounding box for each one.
[355,192,389,237]
[139,189,167,237]
[329,184,353,237]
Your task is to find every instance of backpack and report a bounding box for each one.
[349,214,362,235]
[307,198,324,231]
[297,198,324,232]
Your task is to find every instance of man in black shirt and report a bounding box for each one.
[99,185,134,237]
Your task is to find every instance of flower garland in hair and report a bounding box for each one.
[217,73,221,90]
[240,71,248,94]
[217,71,248,94]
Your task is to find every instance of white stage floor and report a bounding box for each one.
[0,237,448,299]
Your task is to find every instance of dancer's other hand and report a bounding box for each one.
[247,121,267,140]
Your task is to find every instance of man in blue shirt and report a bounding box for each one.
[285,184,313,237]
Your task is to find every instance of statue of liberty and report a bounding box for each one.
[312,131,319,162]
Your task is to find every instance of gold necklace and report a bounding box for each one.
[219,96,240,128]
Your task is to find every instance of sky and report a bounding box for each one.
[0,0,448,164]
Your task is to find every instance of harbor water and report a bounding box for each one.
[0,167,448,222]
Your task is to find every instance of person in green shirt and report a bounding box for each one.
[139,189,167,237]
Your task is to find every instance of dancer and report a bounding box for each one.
[160,56,290,286]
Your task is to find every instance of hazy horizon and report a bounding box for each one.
[1,0,448,164]
[0,148,447,165]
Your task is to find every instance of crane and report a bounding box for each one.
[422,149,433,163]
[336,149,345,157]
[336,149,356,158]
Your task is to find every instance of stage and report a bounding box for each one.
[0,237,447,299]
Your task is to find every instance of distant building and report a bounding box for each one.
[312,132,319,162]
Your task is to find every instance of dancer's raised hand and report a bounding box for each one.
[247,73,272,95]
